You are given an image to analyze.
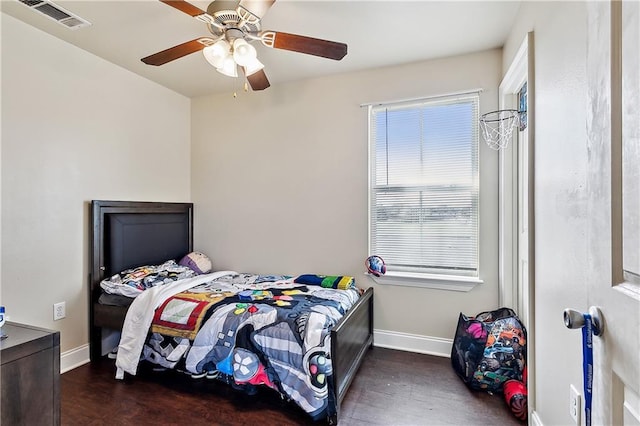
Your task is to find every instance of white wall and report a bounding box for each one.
[503,2,590,425]
[0,13,191,352]
[191,49,503,344]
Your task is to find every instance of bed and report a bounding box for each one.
[89,200,373,424]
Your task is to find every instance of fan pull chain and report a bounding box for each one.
[232,80,250,99]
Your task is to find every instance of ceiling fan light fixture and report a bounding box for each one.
[232,38,257,67]
[244,57,264,76]
[217,55,238,78]
[203,39,231,69]
[145,0,349,91]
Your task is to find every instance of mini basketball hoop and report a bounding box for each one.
[480,109,520,150]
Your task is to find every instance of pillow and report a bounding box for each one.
[178,251,212,274]
[100,260,195,298]
[293,274,355,290]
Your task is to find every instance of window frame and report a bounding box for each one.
[367,91,484,291]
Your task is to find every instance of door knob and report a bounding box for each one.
[563,306,604,336]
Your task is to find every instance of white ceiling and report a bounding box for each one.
[1,0,521,98]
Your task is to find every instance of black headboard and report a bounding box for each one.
[90,200,194,294]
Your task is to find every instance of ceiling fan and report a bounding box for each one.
[142,0,348,91]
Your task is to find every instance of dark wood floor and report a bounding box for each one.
[61,347,525,425]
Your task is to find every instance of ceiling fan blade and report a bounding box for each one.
[261,31,347,60]
[160,0,206,17]
[142,38,212,66]
[238,0,275,20]
[244,68,270,91]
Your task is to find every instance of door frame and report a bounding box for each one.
[497,31,536,417]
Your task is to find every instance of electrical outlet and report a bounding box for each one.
[53,301,66,320]
[570,384,581,424]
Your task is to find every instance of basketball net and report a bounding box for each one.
[480,110,520,150]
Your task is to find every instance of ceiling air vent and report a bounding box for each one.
[18,0,91,30]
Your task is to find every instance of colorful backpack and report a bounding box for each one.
[451,307,527,393]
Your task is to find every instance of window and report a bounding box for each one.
[368,92,480,288]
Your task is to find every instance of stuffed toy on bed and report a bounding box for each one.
[178,251,212,274]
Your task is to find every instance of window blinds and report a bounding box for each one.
[369,93,479,276]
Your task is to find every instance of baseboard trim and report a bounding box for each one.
[60,344,90,374]
[373,329,452,357]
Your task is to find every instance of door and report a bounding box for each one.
[586,1,640,424]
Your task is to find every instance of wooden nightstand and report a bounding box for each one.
[0,321,60,425]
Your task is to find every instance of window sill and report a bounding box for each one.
[366,271,483,292]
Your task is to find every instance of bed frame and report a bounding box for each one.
[89,200,373,423]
